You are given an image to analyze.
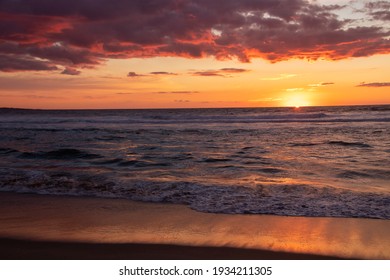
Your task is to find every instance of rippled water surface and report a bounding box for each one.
[0,106,389,219]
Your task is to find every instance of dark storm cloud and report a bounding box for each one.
[0,0,389,73]
[192,68,249,77]
[220,68,249,73]
[308,82,335,87]
[127,71,177,77]
[192,71,225,77]
[150,71,177,75]
[156,91,199,94]
[61,67,81,75]
[127,72,144,77]
[0,54,58,72]
[357,82,390,87]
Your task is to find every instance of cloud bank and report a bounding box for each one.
[0,0,389,73]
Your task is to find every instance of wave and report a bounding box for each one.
[0,148,18,155]
[258,168,284,174]
[92,154,193,166]
[19,149,102,160]
[289,142,320,147]
[202,158,232,163]
[326,141,372,148]
[337,170,372,179]
[118,160,171,168]
[1,169,389,219]
[337,169,390,180]
[92,158,123,165]
[289,141,372,148]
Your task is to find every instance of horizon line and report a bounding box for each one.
[1,104,390,111]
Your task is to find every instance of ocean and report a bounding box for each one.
[0,105,389,219]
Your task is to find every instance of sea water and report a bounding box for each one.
[0,105,389,219]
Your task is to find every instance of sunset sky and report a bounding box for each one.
[0,0,389,109]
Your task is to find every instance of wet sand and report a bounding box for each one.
[0,192,389,259]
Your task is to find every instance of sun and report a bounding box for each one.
[284,94,311,108]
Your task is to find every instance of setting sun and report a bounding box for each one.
[284,94,311,108]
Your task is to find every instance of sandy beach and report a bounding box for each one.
[0,192,389,260]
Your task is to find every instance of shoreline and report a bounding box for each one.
[0,192,389,259]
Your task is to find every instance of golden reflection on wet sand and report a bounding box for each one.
[0,193,389,259]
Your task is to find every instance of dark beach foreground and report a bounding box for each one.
[0,192,389,260]
[0,238,339,260]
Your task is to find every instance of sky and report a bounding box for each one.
[0,0,389,109]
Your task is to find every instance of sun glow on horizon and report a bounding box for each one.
[284,94,312,108]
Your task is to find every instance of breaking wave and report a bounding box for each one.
[1,169,389,220]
